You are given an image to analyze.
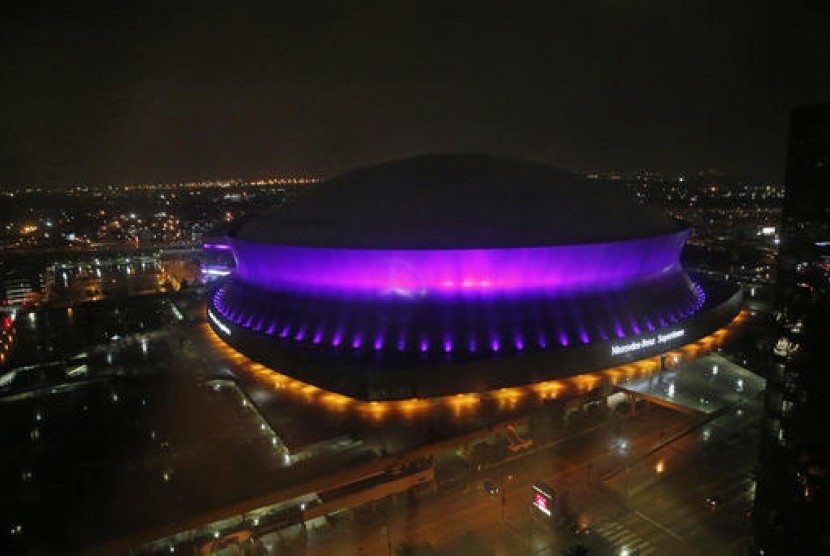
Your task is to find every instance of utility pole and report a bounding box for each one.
[501,487,506,523]
[624,465,630,499]
[385,510,392,556]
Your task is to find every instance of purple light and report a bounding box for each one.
[230,231,689,298]
[203,243,232,250]
[208,268,710,362]
[515,335,525,351]
[443,336,453,353]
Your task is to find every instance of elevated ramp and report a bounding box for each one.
[616,354,765,415]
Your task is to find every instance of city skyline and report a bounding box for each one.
[2,1,829,187]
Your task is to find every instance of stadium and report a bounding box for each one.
[206,155,741,400]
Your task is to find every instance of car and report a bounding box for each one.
[705,495,723,510]
[483,480,500,495]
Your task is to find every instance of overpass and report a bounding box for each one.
[89,417,527,555]
[614,353,765,416]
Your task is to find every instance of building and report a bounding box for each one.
[1,275,43,307]
[207,155,741,400]
[754,103,830,554]
[201,228,236,283]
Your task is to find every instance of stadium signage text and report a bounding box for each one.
[610,328,685,356]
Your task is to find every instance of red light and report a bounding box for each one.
[1,316,11,332]
[533,492,551,516]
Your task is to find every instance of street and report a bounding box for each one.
[258,391,760,556]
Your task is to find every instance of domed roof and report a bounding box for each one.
[231,154,683,249]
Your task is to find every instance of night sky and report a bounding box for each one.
[1,1,829,187]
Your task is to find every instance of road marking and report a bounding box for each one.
[605,529,634,543]
[594,520,656,555]
[630,539,650,550]
[634,510,684,542]
[597,523,622,534]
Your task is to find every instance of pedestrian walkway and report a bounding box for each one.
[593,516,657,555]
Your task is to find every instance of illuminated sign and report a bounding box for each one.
[208,310,231,336]
[533,492,551,516]
[610,328,685,356]
[531,482,555,517]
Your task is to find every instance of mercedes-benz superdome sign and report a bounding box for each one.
[610,328,685,356]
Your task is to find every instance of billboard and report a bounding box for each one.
[532,482,555,517]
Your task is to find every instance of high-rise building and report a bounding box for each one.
[753,102,830,554]
[777,102,830,292]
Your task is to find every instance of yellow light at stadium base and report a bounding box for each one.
[201,310,748,422]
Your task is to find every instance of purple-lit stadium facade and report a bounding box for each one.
[207,155,742,400]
